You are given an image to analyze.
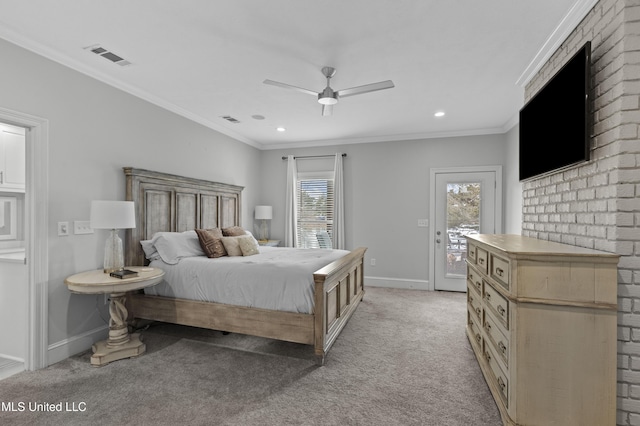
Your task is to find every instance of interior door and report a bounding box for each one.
[432,170,499,292]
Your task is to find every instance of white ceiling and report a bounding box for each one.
[0,0,593,150]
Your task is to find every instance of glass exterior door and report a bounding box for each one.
[434,171,497,291]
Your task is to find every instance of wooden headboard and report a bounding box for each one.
[123,167,244,266]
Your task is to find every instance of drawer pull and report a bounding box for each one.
[485,323,492,332]
[485,293,491,302]
[476,333,481,343]
[469,319,474,326]
[497,305,506,316]
[485,351,491,362]
[499,341,507,354]
[469,295,474,303]
[479,258,485,265]
[475,307,481,317]
[475,280,481,289]
[495,267,504,277]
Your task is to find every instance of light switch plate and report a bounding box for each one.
[74,220,93,235]
[57,221,69,236]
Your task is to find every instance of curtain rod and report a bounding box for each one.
[281,153,347,160]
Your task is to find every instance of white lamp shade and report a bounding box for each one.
[255,205,273,220]
[90,201,136,230]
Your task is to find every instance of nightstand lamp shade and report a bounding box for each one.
[90,201,136,274]
[255,205,272,241]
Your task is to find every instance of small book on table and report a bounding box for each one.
[110,269,138,279]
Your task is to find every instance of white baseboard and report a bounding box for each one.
[0,358,24,380]
[47,325,108,366]
[365,276,430,291]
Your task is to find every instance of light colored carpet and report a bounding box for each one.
[0,287,501,425]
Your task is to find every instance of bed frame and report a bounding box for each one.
[123,167,366,364]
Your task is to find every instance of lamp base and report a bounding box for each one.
[104,229,124,274]
[259,219,270,241]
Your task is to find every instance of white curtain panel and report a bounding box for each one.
[284,155,298,247]
[333,153,345,249]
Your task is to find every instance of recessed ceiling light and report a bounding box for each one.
[276,127,286,132]
[434,111,445,117]
[252,115,265,120]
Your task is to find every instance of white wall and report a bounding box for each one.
[0,38,262,359]
[259,134,509,288]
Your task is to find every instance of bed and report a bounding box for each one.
[123,167,366,364]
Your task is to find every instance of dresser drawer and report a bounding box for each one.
[468,243,477,264]
[467,308,482,349]
[484,310,510,369]
[490,253,510,291]
[467,266,482,296]
[467,288,482,322]
[476,247,488,274]
[484,341,509,407]
[484,281,509,330]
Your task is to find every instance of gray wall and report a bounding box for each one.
[0,38,262,350]
[259,134,509,288]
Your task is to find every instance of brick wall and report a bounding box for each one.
[521,0,640,423]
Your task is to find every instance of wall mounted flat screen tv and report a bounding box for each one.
[519,41,591,181]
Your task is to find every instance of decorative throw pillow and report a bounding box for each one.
[222,226,246,237]
[220,236,243,256]
[195,228,226,258]
[238,234,260,256]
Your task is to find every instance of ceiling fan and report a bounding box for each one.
[263,66,394,116]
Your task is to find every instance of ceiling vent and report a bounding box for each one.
[84,45,132,66]
[221,115,241,124]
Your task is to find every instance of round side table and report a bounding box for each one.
[64,266,164,366]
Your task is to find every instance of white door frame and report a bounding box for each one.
[0,107,49,370]
[428,166,502,291]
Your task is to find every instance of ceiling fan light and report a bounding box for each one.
[318,96,338,105]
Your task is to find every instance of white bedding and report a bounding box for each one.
[145,246,349,314]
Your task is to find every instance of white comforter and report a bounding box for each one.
[145,246,349,314]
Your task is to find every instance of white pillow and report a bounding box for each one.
[140,239,161,261]
[150,230,205,264]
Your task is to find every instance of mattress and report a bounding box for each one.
[145,246,349,314]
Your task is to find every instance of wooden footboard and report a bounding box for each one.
[313,247,367,364]
[128,247,366,365]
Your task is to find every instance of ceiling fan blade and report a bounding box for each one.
[263,79,318,97]
[336,80,395,98]
[322,104,333,116]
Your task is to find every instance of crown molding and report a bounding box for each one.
[516,0,598,87]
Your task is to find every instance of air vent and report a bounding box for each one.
[221,115,241,124]
[84,44,132,67]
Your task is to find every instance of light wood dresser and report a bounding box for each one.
[465,234,619,425]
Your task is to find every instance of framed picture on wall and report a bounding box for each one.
[0,196,17,240]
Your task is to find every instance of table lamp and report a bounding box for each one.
[255,205,272,241]
[90,200,136,273]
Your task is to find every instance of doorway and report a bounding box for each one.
[0,122,27,378]
[0,107,49,375]
[429,166,502,292]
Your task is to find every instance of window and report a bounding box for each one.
[296,171,334,248]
